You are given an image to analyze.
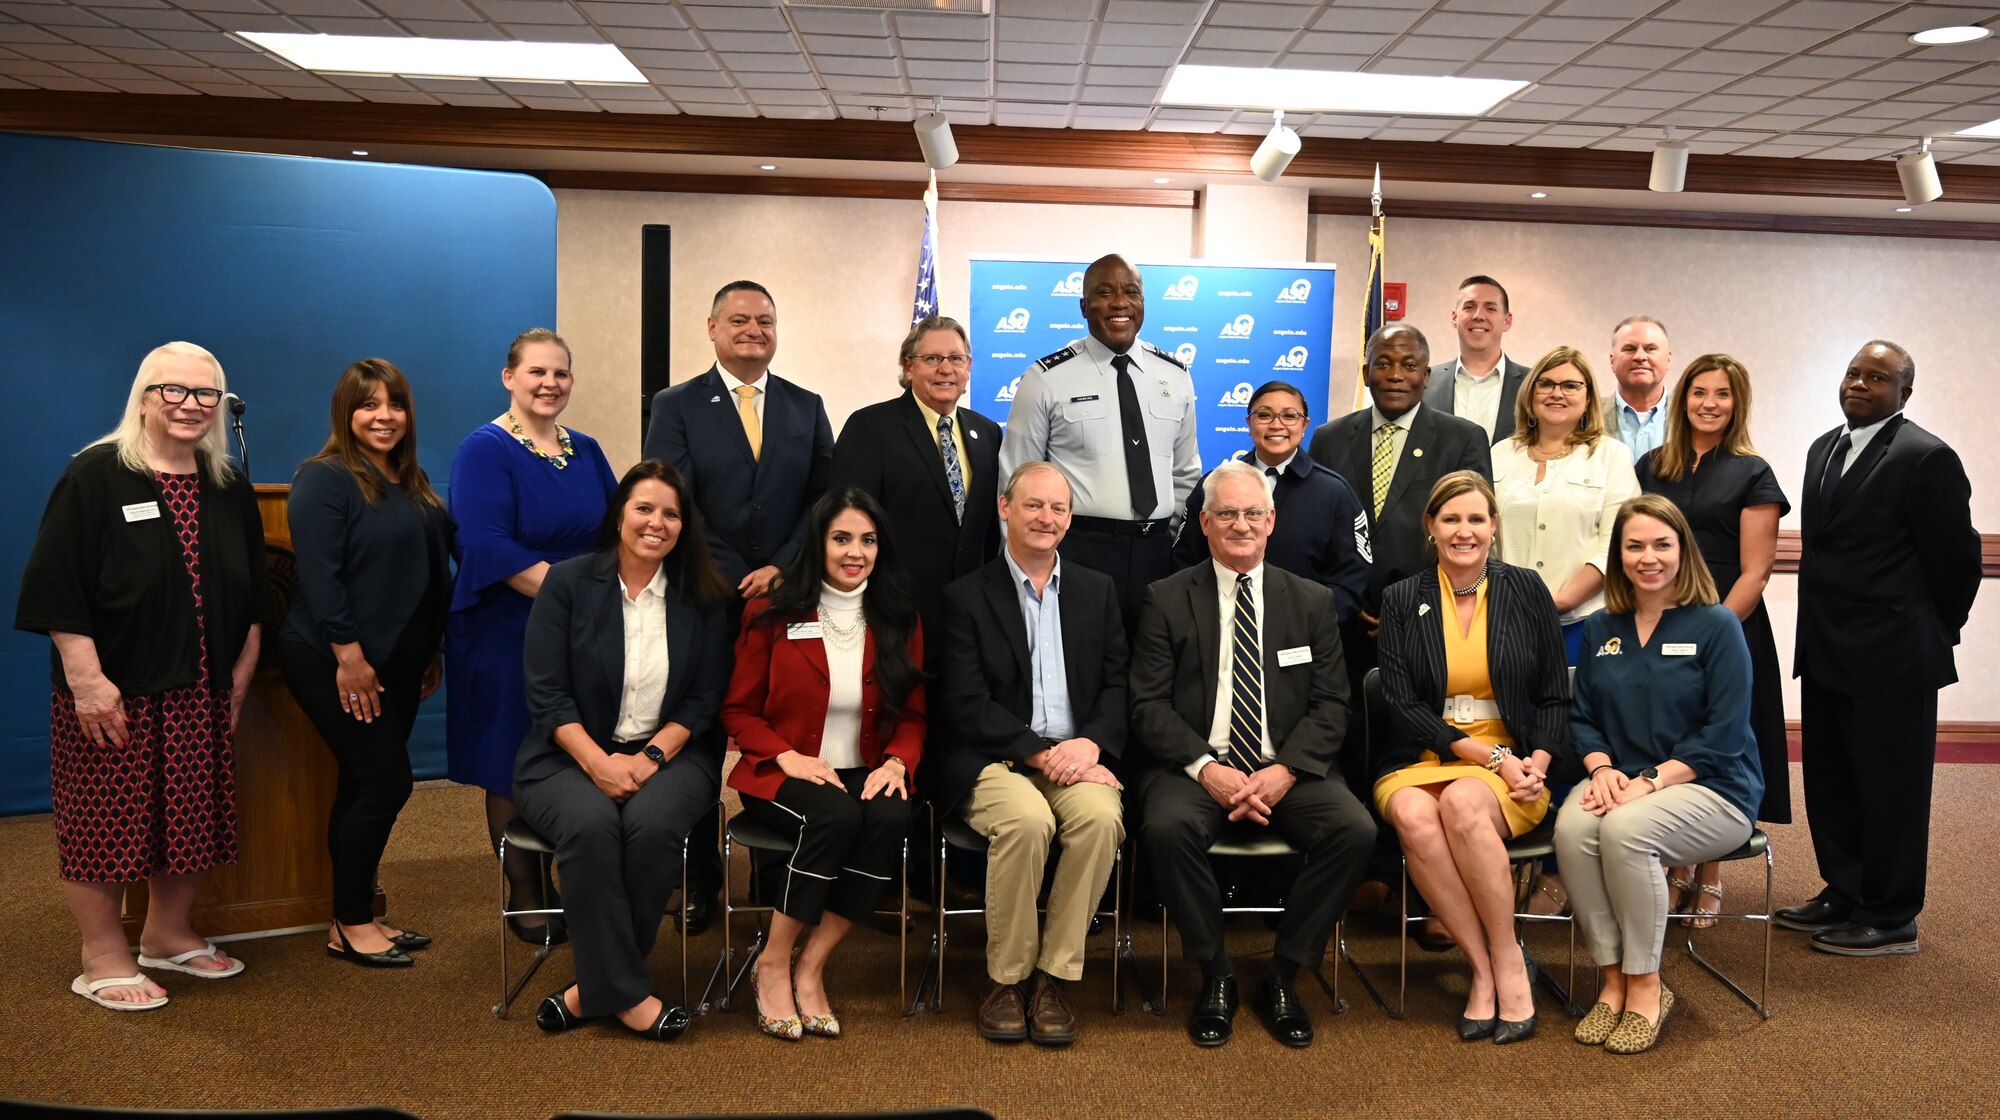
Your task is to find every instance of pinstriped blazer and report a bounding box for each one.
[1373,558,1576,783]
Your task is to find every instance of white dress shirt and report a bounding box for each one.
[612,564,671,744]
[1188,560,1276,780]
[1490,437,1641,624]
[1370,402,1421,495]
[1452,356,1509,443]
[722,368,769,427]
[817,580,867,770]
[1839,410,1902,473]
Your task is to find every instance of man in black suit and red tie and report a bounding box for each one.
[1779,339,1979,956]
[1131,459,1375,1049]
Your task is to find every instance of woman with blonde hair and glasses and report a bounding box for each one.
[1555,494,1761,1055]
[16,342,267,1010]
[1635,354,1789,927]
[1374,470,1573,1044]
[1490,346,1641,664]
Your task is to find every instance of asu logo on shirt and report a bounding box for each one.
[1595,636,1623,657]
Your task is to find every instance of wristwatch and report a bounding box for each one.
[643,744,667,771]
[1638,766,1661,791]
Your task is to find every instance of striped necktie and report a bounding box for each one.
[1226,572,1265,773]
[938,414,966,523]
[1371,421,1399,517]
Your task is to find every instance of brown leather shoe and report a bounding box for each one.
[978,981,1028,1042]
[1027,973,1078,1047]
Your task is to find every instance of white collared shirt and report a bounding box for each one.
[1840,410,1902,473]
[722,368,770,426]
[1453,355,1509,442]
[1370,402,1421,493]
[612,564,671,744]
[1189,560,1276,779]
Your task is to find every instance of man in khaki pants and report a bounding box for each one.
[933,461,1129,1046]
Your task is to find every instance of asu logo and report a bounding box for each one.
[1051,271,1084,297]
[1218,314,1255,339]
[1162,275,1199,300]
[1174,342,1198,367]
[994,376,1023,403]
[1218,382,1254,406]
[1276,278,1313,303]
[994,308,1030,334]
[1273,345,1310,371]
[1595,637,1624,657]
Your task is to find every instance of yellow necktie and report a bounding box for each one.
[1371,421,1399,517]
[735,384,762,461]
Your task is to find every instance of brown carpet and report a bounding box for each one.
[2,765,1997,1120]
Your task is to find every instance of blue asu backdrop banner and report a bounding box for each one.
[0,134,556,815]
[967,257,1336,461]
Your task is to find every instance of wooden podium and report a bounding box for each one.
[123,484,383,940]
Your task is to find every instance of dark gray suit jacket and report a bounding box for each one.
[515,551,732,788]
[1425,356,1530,445]
[1129,561,1349,792]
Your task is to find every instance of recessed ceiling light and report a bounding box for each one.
[1958,117,2000,139]
[1160,64,1527,117]
[1154,177,1172,184]
[1530,191,1547,199]
[351,149,369,156]
[758,164,778,171]
[236,32,646,83]
[1908,25,1991,46]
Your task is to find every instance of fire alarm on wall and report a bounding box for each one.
[1383,282,1407,320]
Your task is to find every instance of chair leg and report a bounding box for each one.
[679,836,690,1012]
[1682,849,1775,1019]
[718,833,736,1012]
[933,827,949,1014]
[898,837,914,1017]
[494,835,509,1019]
[1109,846,1124,1015]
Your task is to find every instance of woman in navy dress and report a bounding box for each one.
[1635,354,1789,927]
[447,328,617,939]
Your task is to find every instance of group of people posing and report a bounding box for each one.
[18,259,1978,1061]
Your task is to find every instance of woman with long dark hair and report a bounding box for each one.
[278,359,452,967]
[722,488,926,1041]
[518,460,733,1041]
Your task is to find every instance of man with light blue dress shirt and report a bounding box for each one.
[934,462,1129,1046]
[1602,314,1674,459]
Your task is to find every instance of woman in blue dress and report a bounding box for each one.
[447,328,618,940]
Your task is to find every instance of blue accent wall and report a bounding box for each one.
[0,133,557,815]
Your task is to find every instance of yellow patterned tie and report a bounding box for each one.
[1371,421,1399,517]
[735,384,762,461]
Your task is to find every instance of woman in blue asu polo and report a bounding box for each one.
[447,327,618,939]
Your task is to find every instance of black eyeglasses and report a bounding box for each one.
[1249,408,1308,425]
[148,383,223,408]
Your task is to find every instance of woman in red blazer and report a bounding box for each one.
[724,488,925,1042]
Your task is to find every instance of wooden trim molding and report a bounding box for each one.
[1786,720,2000,744]
[1309,196,2000,242]
[1771,530,2000,577]
[9,90,2000,205]
[535,170,1196,207]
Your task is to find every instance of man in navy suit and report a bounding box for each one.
[644,280,834,602]
[1779,339,1979,956]
[642,279,835,927]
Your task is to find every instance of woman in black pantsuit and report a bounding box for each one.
[516,460,733,1041]
[278,359,452,968]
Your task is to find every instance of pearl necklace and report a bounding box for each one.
[1451,572,1487,597]
[820,604,867,652]
[508,411,573,469]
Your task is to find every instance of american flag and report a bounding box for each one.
[911,169,939,325]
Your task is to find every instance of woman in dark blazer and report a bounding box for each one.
[278,359,453,968]
[723,488,925,1042]
[1375,470,1573,1044]
[515,460,733,1041]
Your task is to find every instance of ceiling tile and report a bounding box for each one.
[1763,54,1869,79]
[1715,25,1835,53]
[1210,1,1312,30]
[801,33,888,56]
[701,31,796,53]
[0,4,110,28]
[1600,88,1693,109]
[598,98,681,113]
[1275,52,1371,71]
[1549,65,1642,88]
[56,25,160,47]
[997,61,1080,84]
[1762,0,1885,30]
[787,9,884,37]
[680,5,788,33]
[1387,36,1488,63]
[1808,30,1917,58]
[894,13,987,40]
[1087,63,1168,85]
[735,70,817,89]
[719,50,808,73]
[756,103,835,119]
[399,19,503,37]
[1457,60,1552,81]
[1310,7,1421,35]
[100,7,214,30]
[498,23,604,42]
[1865,58,1984,82]
[1679,50,1786,75]
[643,64,727,86]
[1726,75,1826,96]
[1481,39,1588,65]
[1195,26,1291,51]
[820,71,902,93]
[610,30,700,53]
[1682,93,1784,113]
[909,77,987,96]
[747,88,829,106]
[1657,0,1788,19]
[1516,16,1629,44]
[1581,43,1682,68]
[994,79,1074,99]
[1411,10,1524,38]
[1089,43,1183,66]
[815,54,898,77]
[1291,30,1393,54]
[185,80,277,94]
[0,25,67,44]
[365,0,477,18]
[1103,0,1205,23]
[900,37,988,61]
[579,2,686,29]
[1610,19,1728,48]
[1861,4,1995,34]
[1510,84,1600,105]
[999,38,1082,63]
[1184,47,1274,66]
[995,17,1091,44]
[905,59,962,80]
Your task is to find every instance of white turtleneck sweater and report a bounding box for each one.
[817,580,867,770]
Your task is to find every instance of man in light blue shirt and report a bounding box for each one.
[1603,315,1673,460]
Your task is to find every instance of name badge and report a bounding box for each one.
[122,501,161,522]
[1068,394,1099,403]
[1276,645,1312,667]
[787,622,824,640]
[1662,643,1697,656]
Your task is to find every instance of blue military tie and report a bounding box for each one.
[938,414,966,523]
[1227,572,1265,773]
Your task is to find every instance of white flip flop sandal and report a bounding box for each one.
[72,973,169,1011]
[136,941,245,979]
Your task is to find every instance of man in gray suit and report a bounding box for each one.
[1424,275,1528,445]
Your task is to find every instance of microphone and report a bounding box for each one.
[223,392,246,417]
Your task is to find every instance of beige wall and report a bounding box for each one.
[555,187,2000,719]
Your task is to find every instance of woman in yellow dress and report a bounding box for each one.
[1374,470,1575,1044]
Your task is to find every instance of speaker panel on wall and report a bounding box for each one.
[639,223,672,438]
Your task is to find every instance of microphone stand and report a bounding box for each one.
[227,396,250,480]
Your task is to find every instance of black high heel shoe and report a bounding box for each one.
[506,887,568,947]
[627,1003,692,1042]
[536,986,587,1033]
[388,928,432,950]
[1458,1015,1497,1041]
[325,923,413,969]
[1493,1014,1539,1045]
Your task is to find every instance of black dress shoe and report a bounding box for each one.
[1774,896,1851,933]
[325,926,414,969]
[1493,1014,1538,1045]
[536,988,587,1033]
[676,892,718,936]
[1252,974,1313,1048]
[1187,976,1239,1047]
[388,929,431,950]
[1811,922,1918,956]
[1457,1016,1496,1041]
[628,1004,693,1041]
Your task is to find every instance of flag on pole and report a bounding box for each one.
[1354,163,1384,413]
[911,170,940,325]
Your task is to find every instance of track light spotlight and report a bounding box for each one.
[1250,109,1300,182]
[1897,137,1942,205]
[914,95,958,171]
[1649,125,1689,193]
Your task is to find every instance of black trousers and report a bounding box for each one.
[1140,770,1376,968]
[739,769,911,926]
[1801,680,1939,928]
[1058,522,1173,636]
[277,633,428,926]
[516,751,717,1017]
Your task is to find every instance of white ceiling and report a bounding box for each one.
[3,0,1999,165]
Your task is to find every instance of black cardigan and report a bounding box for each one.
[280,457,452,667]
[16,443,268,695]
[1373,558,1577,783]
